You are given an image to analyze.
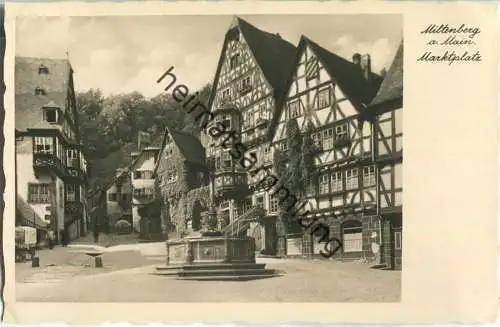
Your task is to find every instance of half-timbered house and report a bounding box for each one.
[203,17,296,250]
[271,36,383,258]
[15,57,89,244]
[363,41,403,270]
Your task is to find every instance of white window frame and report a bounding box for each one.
[335,123,349,141]
[28,183,50,203]
[34,136,53,154]
[363,165,376,187]
[288,99,301,119]
[317,88,331,108]
[43,108,58,123]
[322,128,334,150]
[269,194,279,213]
[346,168,359,190]
[318,174,329,195]
[67,149,79,167]
[330,171,343,192]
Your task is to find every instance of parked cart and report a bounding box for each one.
[15,226,37,262]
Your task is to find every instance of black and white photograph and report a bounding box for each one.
[13,13,403,303]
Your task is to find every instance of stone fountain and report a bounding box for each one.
[154,209,280,280]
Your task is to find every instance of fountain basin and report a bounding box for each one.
[154,235,281,280]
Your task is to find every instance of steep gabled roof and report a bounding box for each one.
[303,36,383,107]
[207,16,297,111]
[169,129,206,165]
[269,36,383,139]
[153,127,206,176]
[87,134,163,199]
[15,56,72,132]
[370,41,403,107]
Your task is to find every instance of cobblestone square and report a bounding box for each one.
[16,244,401,302]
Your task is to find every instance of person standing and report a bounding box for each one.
[47,229,55,250]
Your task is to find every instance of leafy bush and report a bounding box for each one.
[115,219,132,234]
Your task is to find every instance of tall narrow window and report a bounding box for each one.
[222,152,232,169]
[317,88,331,108]
[240,76,252,93]
[66,184,76,202]
[331,171,343,192]
[263,146,271,163]
[335,123,349,141]
[312,132,323,149]
[288,99,301,119]
[34,136,53,154]
[222,88,230,101]
[67,149,79,167]
[318,174,329,195]
[346,168,359,190]
[230,53,240,69]
[363,165,376,187]
[322,128,334,150]
[28,183,50,203]
[269,194,279,213]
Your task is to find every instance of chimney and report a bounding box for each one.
[360,54,372,81]
[352,53,361,66]
[137,131,152,150]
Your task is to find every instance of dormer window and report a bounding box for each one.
[305,57,319,80]
[230,53,240,69]
[38,64,49,74]
[222,88,230,101]
[288,99,301,119]
[43,108,58,124]
[239,76,252,94]
[35,87,46,96]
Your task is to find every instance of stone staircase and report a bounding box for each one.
[223,206,266,237]
[154,262,282,281]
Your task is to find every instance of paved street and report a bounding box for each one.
[16,241,400,302]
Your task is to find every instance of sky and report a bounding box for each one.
[16,14,403,98]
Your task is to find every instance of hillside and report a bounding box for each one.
[77,84,211,194]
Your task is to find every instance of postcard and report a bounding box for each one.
[2,0,498,324]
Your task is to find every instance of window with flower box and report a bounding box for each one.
[28,183,50,203]
[34,136,53,154]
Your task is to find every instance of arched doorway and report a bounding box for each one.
[341,219,363,253]
[250,224,264,252]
